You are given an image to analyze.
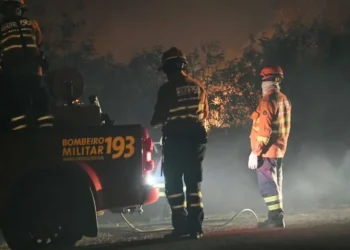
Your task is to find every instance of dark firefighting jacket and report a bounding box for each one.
[151,75,209,139]
[0,16,43,75]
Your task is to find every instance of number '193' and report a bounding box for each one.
[105,136,135,159]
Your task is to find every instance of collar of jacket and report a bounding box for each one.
[167,71,187,82]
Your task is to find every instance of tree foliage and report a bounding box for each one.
[35,5,350,136]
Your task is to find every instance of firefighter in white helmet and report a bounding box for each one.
[0,0,53,130]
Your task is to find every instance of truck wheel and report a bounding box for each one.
[2,171,84,249]
[3,225,81,249]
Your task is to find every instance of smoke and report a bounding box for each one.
[98,128,350,225]
[201,130,350,216]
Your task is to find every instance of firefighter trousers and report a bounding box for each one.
[257,157,283,218]
[163,137,206,234]
[2,74,54,130]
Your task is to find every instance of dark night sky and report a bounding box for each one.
[35,0,350,62]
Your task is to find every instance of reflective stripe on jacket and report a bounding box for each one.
[250,89,291,158]
[0,18,42,75]
[151,75,209,127]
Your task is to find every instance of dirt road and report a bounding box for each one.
[79,223,350,250]
[76,207,350,249]
[1,207,350,249]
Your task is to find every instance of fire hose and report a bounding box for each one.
[120,208,259,233]
[119,140,259,233]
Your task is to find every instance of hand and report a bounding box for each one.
[248,151,258,170]
[40,51,49,72]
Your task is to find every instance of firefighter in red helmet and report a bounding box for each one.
[248,65,292,228]
[151,47,209,239]
[0,0,53,130]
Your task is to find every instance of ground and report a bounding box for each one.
[1,207,350,249]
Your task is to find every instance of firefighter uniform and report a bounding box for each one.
[249,65,291,228]
[151,47,209,239]
[0,0,53,130]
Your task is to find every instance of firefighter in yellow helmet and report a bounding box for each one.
[0,0,53,130]
[248,65,292,228]
[151,47,209,239]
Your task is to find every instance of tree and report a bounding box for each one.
[199,40,225,84]
[30,3,350,136]
[184,40,260,129]
[182,16,350,133]
[43,9,95,69]
[33,2,120,113]
[238,16,350,139]
[186,41,225,83]
[121,46,166,124]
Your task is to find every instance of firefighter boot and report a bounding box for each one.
[164,228,203,240]
[163,212,189,239]
[189,231,203,239]
[188,211,204,239]
[163,229,189,239]
[257,210,285,228]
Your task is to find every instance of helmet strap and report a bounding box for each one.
[162,59,187,75]
[15,7,23,16]
[262,75,282,83]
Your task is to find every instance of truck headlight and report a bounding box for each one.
[145,175,156,186]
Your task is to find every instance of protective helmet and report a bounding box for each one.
[260,65,284,81]
[4,0,24,3]
[158,47,188,74]
[1,0,27,12]
[3,0,25,6]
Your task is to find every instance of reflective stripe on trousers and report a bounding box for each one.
[10,114,54,130]
[187,191,203,208]
[257,157,283,211]
[154,182,186,198]
[264,195,282,211]
[11,115,27,130]
[37,115,54,128]
[167,192,186,210]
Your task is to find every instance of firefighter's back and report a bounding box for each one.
[0,1,51,130]
[262,89,292,158]
[274,91,291,154]
[163,75,207,141]
[0,16,42,76]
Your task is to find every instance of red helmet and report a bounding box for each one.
[260,66,284,80]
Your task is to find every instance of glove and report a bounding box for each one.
[39,50,49,72]
[248,151,258,170]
